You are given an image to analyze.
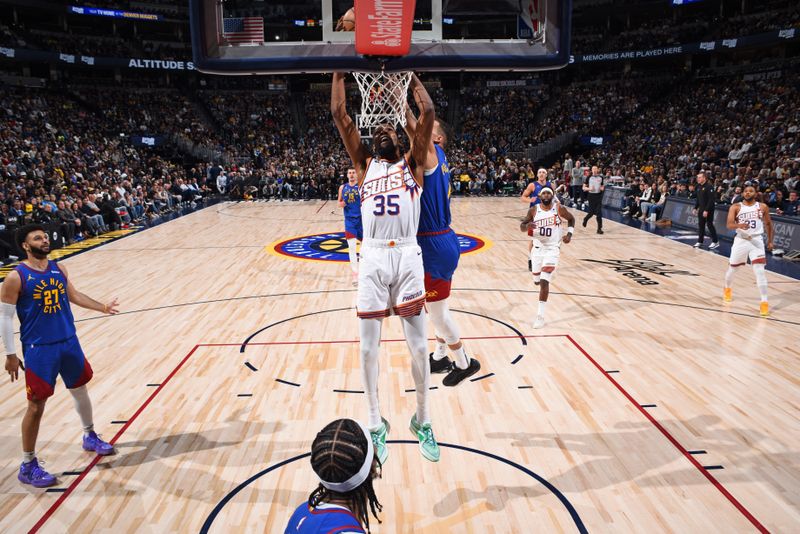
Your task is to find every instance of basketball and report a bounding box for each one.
[337,7,355,32]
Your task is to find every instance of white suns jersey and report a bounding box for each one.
[532,204,562,246]
[359,157,422,240]
[735,201,764,238]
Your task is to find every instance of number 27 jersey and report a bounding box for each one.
[360,157,422,240]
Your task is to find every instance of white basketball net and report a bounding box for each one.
[353,71,412,133]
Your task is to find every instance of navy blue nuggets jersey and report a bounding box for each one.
[15,261,76,345]
[342,184,361,219]
[285,502,365,533]
[529,180,553,207]
[419,144,451,234]
[417,144,460,302]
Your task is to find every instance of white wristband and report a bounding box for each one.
[567,227,574,234]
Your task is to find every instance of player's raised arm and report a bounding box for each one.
[407,74,435,186]
[403,104,438,170]
[331,72,370,182]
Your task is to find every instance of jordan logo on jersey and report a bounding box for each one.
[32,278,66,314]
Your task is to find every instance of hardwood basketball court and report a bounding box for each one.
[0,198,797,533]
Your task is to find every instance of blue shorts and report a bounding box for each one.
[23,336,93,401]
[418,229,460,302]
[344,216,363,241]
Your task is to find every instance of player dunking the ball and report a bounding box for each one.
[2,225,118,488]
[338,168,363,286]
[331,72,440,463]
[724,182,774,316]
[403,106,481,385]
[520,187,575,328]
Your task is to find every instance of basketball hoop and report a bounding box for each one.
[353,70,412,133]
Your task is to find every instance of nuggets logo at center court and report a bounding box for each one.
[270,232,490,262]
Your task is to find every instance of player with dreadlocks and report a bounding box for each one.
[285,419,383,533]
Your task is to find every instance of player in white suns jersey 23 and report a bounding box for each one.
[724,182,774,316]
[520,187,575,329]
[331,71,440,465]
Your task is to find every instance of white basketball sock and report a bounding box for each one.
[23,451,35,463]
[359,318,383,429]
[452,345,469,370]
[432,338,448,361]
[427,300,468,369]
[537,300,547,318]
[69,385,94,435]
[753,264,768,302]
[724,266,737,288]
[347,238,358,274]
[401,312,431,425]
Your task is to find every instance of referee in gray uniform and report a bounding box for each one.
[582,165,605,234]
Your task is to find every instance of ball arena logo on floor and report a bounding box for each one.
[270,232,490,262]
[581,258,699,285]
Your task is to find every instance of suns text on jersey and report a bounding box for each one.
[360,172,415,201]
[737,209,762,222]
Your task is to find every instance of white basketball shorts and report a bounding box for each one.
[530,243,561,282]
[357,237,426,319]
[729,235,765,266]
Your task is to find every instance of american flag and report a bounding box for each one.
[222,17,264,44]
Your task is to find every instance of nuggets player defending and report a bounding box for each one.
[2,225,118,488]
[520,169,553,271]
[724,183,774,316]
[520,188,575,328]
[338,168,363,286]
[332,72,440,464]
[403,107,481,386]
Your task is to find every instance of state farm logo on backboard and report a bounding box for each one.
[354,0,414,55]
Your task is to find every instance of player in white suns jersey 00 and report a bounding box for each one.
[724,182,774,316]
[331,72,440,465]
[520,187,575,329]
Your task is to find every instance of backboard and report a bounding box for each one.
[190,0,571,74]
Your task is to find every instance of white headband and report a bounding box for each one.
[319,421,375,493]
[539,187,554,196]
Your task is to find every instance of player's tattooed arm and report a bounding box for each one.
[408,74,435,187]
[60,265,119,315]
[520,207,536,232]
[403,105,438,171]
[559,205,575,243]
[331,72,369,182]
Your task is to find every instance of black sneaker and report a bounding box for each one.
[582,218,588,228]
[597,229,604,234]
[443,358,481,387]
[528,259,532,272]
[429,353,453,374]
